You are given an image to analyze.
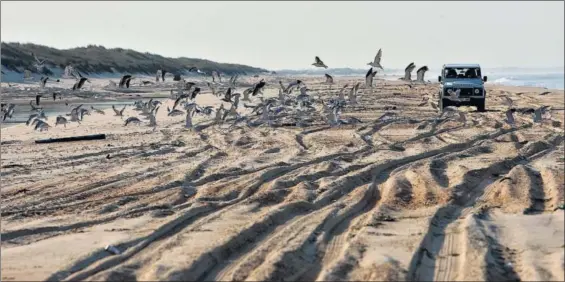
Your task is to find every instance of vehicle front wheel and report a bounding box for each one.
[475,99,486,112]
[440,98,451,111]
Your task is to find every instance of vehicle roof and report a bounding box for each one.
[443,64,481,68]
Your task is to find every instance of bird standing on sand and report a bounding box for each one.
[312,56,328,68]
[367,49,384,70]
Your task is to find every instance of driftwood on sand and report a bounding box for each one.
[35,134,106,144]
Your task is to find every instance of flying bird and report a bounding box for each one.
[416,66,429,83]
[324,73,334,84]
[119,75,133,88]
[35,94,43,106]
[112,105,127,118]
[252,79,266,96]
[505,109,515,126]
[365,67,377,88]
[39,76,49,88]
[71,71,90,90]
[312,56,328,69]
[400,62,416,81]
[124,117,142,126]
[367,49,384,70]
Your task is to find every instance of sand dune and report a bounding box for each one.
[1,75,564,281]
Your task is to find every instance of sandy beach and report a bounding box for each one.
[1,75,564,281]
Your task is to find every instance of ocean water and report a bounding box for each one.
[276,67,565,90]
[483,72,564,90]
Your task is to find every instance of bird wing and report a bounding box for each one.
[315,56,323,64]
[365,67,373,78]
[373,49,382,64]
[416,66,428,81]
[112,105,120,115]
[404,63,415,80]
[505,110,514,123]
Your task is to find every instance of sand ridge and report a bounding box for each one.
[1,75,564,281]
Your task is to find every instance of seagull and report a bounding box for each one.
[365,67,377,88]
[447,89,461,100]
[184,81,196,92]
[167,107,184,117]
[33,119,51,132]
[505,109,515,126]
[71,71,90,90]
[148,106,159,127]
[29,101,42,112]
[90,106,106,115]
[252,79,266,96]
[221,88,234,103]
[39,76,49,88]
[503,96,514,109]
[190,87,201,100]
[156,70,162,82]
[55,115,68,127]
[211,70,221,83]
[119,75,133,88]
[69,106,82,123]
[338,84,348,101]
[161,70,167,82]
[32,53,46,71]
[533,106,550,123]
[285,80,303,93]
[367,49,384,70]
[2,104,15,121]
[312,56,328,69]
[400,62,416,81]
[124,117,142,126]
[324,73,334,85]
[112,105,127,118]
[348,83,359,105]
[35,94,43,106]
[52,92,62,101]
[415,66,429,83]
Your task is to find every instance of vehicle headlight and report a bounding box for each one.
[474,89,480,94]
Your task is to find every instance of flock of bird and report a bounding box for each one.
[0,49,555,134]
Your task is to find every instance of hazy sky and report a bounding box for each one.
[2,1,563,70]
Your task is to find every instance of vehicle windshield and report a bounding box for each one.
[443,67,482,79]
